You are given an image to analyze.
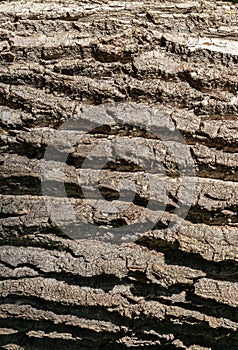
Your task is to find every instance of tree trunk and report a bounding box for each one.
[0,0,238,349]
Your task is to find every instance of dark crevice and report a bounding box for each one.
[0,294,238,349]
[136,238,238,283]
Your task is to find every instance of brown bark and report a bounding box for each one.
[0,0,238,349]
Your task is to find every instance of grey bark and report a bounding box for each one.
[0,0,238,349]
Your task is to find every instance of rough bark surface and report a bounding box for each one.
[0,0,238,349]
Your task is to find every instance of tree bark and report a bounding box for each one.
[0,0,238,349]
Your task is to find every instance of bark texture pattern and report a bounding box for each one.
[0,0,238,349]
